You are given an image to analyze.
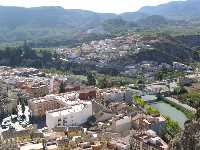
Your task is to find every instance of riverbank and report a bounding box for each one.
[163,97,195,119]
[150,101,188,128]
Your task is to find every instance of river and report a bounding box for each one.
[150,101,188,128]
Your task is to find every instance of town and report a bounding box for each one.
[0,63,198,150]
[55,34,193,80]
[0,0,200,149]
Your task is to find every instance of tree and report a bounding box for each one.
[86,115,96,126]
[155,70,164,81]
[17,92,22,105]
[12,107,18,115]
[59,81,65,93]
[17,91,28,105]
[87,72,96,86]
[97,76,108,89]
[160,117,181,143]
[174,86,187,95]
[22,41,37,59]
[144,105,160,116]
[21,102,25,114]
[196,107,200,119]
[133,96,145,107]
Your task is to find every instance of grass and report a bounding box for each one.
[133,96,160,116]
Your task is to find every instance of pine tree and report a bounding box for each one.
[59,81,65,93]
[87,72,96,86]
[21,102,25,114]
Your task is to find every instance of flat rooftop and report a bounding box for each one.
[20,143,43,150]
[29,92,79,104]
[47,101,91,117]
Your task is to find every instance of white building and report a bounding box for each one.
[100,87,141,103]
[145,84,169,95]
[46,101,92,130]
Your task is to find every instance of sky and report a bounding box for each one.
[0,0,184,14]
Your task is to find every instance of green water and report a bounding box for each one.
[151,101,188,128]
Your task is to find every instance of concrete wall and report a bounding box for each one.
[112,116,131,133]
[46,103,92,130]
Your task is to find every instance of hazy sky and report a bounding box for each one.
[0,0,184,14]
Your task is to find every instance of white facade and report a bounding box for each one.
[100,88,140,102]
[46,101,92,130]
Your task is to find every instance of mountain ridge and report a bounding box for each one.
[138,0,200,20]
[0,0,199,44]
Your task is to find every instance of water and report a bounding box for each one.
[150,101,188,128]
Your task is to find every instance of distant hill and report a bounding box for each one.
[0,0,200,45]
[102,18,138,34]
[137,15,169,27]
[138,0,200,20]
[0,6,117,43]
[120,12,147,22]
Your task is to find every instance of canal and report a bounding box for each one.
[150,101,188,128]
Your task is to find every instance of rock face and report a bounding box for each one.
[170,110,200,150]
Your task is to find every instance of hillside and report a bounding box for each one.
[139,0,200,20]
[0,0,200,45]
[137,15,169,27]
[0,6,117,43]
[96,34,198,73]
[119,12,147,22]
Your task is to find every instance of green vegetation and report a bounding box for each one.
[157,95,195,119]
[97,74,136,89]
[0,6,117,46]
[102,18,137,35]
[173,86,187,96]
[137,15,168,27]
[133,95,183,142]
[59,82,65,93]
[164,98,195,119]
[97,76,108,89]
[155,68,185,81]
[21,103,25,114]
[87,72,96,86]
[133,96,145,107]
[0,1,200,48]
[179,90,200,109]
[0,42,54,68]
[133,96,160,116]
[190,62,200,70]
[160,116,181,143]
[17,91,27,106]
[12,107,18,115]
[41,68,69,76]
[144,104,160,116]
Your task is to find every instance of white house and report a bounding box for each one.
[46,101,92,130]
